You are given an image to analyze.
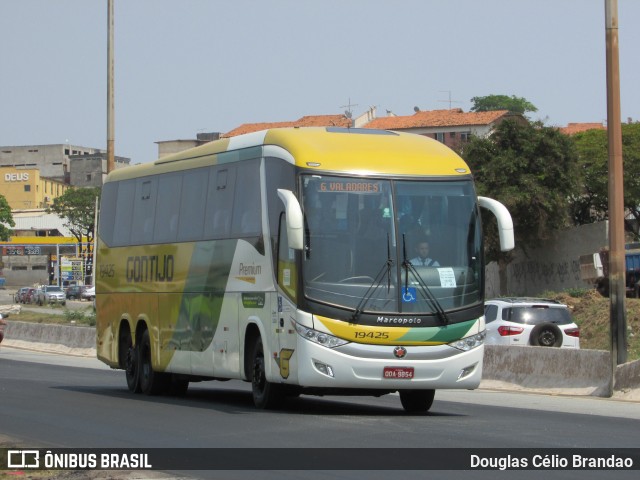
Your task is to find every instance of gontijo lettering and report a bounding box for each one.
[126,255,174,283]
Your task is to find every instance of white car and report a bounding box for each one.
[484,298,580,349]
[82,286,95,301]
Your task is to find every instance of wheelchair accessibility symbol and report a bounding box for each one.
[402,287,417,303]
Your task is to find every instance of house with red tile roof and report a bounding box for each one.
[363,108,525,150]
[155,107,527,158]
[559,122,606,135]
[222,114,352,138]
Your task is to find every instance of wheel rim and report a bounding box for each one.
[539,330,555,346]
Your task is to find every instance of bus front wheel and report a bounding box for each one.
[399,389,435,413]
[251,336,283,409]
[138,329,169,395]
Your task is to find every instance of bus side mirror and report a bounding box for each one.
[277,189,304,250]
[478,196,514,252]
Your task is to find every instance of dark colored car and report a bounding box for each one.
[66,285,87,300]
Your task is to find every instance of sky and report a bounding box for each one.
[1,0,639,165]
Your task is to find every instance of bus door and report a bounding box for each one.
[273,215,299,383]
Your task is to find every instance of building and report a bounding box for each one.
[559,122,606,135]
[69,152,130,187]
[156,132,221,159]
[0,167,69,210]
[155,107,524,160]
[0,143,130,186]
[0,211,81,286]
[222,114,353,138]
[363,108,525,149]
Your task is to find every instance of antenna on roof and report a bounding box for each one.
[438,91,462,109]
[340,98,358,118]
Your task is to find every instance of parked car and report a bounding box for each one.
[66,285,87,300]
[14,287,30,303]
[82,286,95,301]
[484,298,580,349]
[37,285,66,306]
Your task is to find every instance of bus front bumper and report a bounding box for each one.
[292,338,484,391]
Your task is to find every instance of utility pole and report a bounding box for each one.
[604,0,627,385]
[107,0,115,174]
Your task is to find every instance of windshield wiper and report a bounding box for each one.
[352,234,394,323]
[401,234,449,324]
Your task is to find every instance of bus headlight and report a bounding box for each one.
[448,330,485,351]
[295,323,349,348]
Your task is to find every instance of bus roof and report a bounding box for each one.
[106,127,471,182]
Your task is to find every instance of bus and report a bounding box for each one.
[96,127,513,412]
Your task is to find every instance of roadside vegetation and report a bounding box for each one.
[12,305,96,327]
[542,288,640,361]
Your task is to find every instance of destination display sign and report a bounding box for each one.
[317,179,382,193]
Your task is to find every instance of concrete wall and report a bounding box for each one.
[485,222,608,297]
[483,345,612,396]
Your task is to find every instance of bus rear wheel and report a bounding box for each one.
[399,389,435,413]
[138,329,169,395]
[251,336,283,409]
[119,327,141,393]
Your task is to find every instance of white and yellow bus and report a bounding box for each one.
[96,127,513,412]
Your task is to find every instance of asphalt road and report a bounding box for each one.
[1,347,639,480]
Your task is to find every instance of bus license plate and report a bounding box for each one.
[383,367,414,379]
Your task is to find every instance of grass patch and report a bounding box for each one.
[545,289,640,361]
[10,307,96,327]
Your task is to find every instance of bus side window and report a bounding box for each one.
[231,161,261,237]
[177,168,208,242]
[277,213,297,301]
[154,173,182,243]
[203,166,234,239]
[112,180,136,246]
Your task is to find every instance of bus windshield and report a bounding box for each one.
[301,174,483,318]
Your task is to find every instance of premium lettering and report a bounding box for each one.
[239,263,262,276]
[126,255,174,283]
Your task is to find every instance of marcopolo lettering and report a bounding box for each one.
[126,255,174,283]
[376,316,423,325]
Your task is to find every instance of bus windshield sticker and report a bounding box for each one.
[241,293,265,309]
[401,287,417,303]
[437,268,457,288]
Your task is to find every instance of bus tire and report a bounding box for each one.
[138,329,169,395]
[120,327,141,393]
[399,389,435,413]
[251,335,283,409]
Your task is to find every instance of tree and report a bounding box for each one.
[570,123,640,240]
[470,94,538,115]
[463,120,580,294]
[47,187,100,278]
[0,194,15,241]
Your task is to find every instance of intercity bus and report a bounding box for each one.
[96,127,513,412]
